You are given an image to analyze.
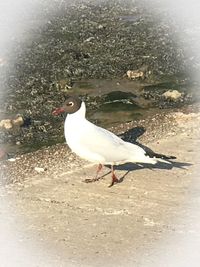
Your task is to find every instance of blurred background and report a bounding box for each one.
[0,1,200,266]
[0,0,200,156]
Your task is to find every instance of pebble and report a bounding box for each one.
[34,167,47,173]
[162,90,182,101]
[12,116,24,126]
[126,70,145,80]
[8,158,16,162]
[0,116,24,129]
[0,119,13,129]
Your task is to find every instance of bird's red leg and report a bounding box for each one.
[84,164,103,183]
[95,163,103,180]
[109,165,119,187]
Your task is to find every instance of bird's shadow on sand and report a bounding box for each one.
[102,161,192,185]
[100,126,192,185]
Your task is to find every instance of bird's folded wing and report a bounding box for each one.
[79,124,145,163]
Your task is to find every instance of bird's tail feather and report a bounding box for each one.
[144,152,174,164]
[134,155,172,165]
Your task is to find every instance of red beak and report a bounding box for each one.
[52,107,65,116]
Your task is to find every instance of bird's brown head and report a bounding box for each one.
[52,96,82,116]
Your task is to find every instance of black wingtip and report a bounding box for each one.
[154,154,176,160]
[145,151,176,160]
[167,155,177,160]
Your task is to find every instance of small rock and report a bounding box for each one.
[0,119,13,129]
[34,167,47,173]
[8,158,16,162]
[126,70,145,80]
[98,24,105,30]
[162,90,182,101]
[12,116,24,126]
[0,116,24,129]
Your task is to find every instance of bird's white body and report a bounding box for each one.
[64,102,160,166]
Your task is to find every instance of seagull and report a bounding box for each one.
[53,96,175,186]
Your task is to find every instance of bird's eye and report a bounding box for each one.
[67,101,74,107]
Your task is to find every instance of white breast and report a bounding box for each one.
[64,103,104,163]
